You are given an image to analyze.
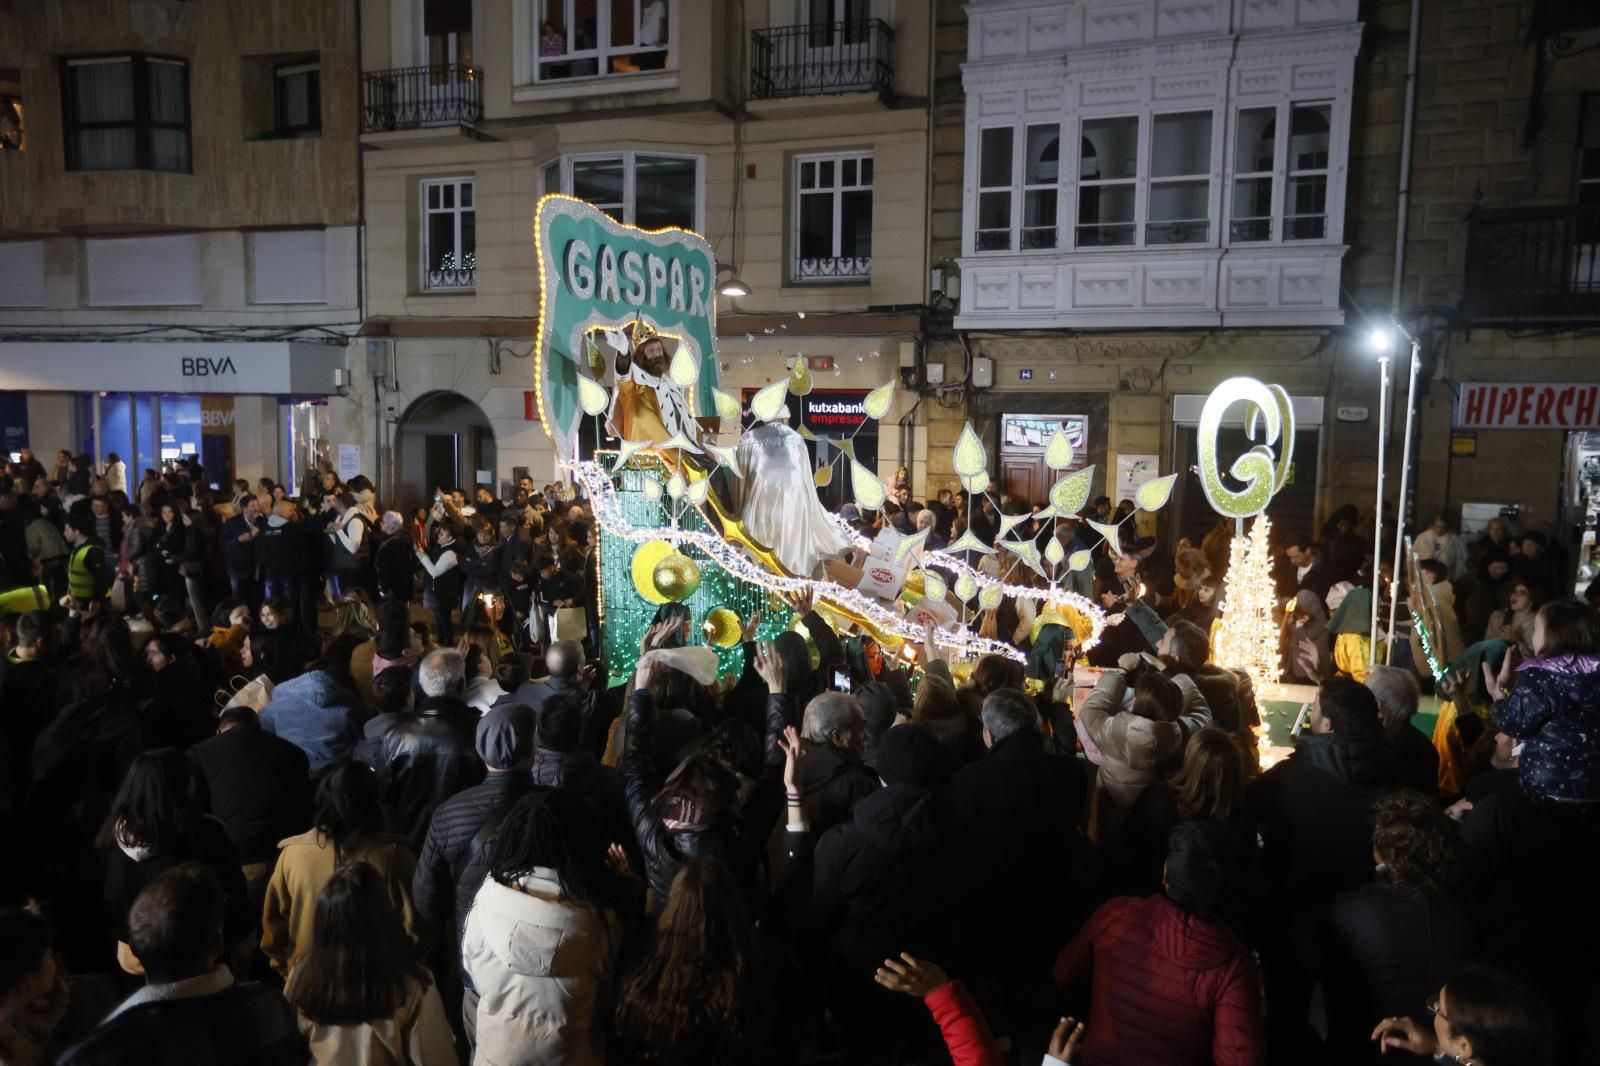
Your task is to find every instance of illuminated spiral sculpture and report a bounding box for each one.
[1195,376,1295,521]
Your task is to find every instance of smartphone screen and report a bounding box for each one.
[832,669,852,691]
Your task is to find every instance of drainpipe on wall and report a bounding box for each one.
[1387,0,1424,539]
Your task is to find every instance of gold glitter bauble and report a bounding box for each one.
[652,552,702,602]
[631,540,676,605]
[704,607,742,648]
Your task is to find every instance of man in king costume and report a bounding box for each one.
[605,322,700,446]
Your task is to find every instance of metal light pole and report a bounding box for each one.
[1386,335,1422,660]
[1368,329,1394,664]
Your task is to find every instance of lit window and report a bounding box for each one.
[421,177,476,291]
[0,93,23,152]
[794,152,873,281]
[533,0,671,83]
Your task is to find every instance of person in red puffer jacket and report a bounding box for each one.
[1053,821,1264,1066]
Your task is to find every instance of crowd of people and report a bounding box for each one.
[0,447,1595,1066]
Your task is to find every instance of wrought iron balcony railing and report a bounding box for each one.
[361,64,482,134]
[751,19,894,100]
[1462,204,1600,321]
[794,255,872,281]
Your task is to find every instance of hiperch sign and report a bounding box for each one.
[534,195,720,461]
[1456,382,1600,429]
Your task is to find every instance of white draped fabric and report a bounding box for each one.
[732,421,851,578]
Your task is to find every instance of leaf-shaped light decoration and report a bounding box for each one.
[1135,472,1178,512]
[1044,536,1065,567]
[1069,549,1094,572]
[893,529,930,565]
[863,380,895,421]
[577,375,611,416]
[835,438,856,462]
[1044,427,1075,470]
[1000,539,1045,575]
[666,471,686,499]
[796,425,817,441]
[788,358,814,396]
[661,432,701,454]
[668,345,698,388]
[712,388,742,422]
[978,583,1004,610]
[686,478,710,505]
[641,478,663,501]
[604,328,631,356]
[922,572,948,602]
[961,471,990,495]
[954,571,978,601]
[702,442,741,474]
[750,380,789,423]
[944,530,997,555]
[997,512,1031,540]
[1049,465,1096,517]
[1087,519,1123,553]
[814,465,833,488]
[611,438,650,471]
[952,422,987,478]
[851,460,888,510]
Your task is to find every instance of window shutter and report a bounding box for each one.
[423,0,471,36]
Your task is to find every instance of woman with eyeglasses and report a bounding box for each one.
[1371,963,1552,1065]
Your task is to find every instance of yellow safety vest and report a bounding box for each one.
[68,543,99,600]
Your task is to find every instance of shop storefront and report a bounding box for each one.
[0,340,348,491]
[1456,382,1600,597]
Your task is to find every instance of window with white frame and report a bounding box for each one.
[1077,116,1138,247]
[62,54,190,172]
[794,152,872,281]
[975,127,1014,251]
[969,100,1342,253]
[544,152,700,230]
[1147,111,1212,245]
[421,177,475,291]
[1284,103,1331,240]
[532,0,671,84]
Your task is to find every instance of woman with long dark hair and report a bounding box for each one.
[285,861,457,1064]
[261,760,422,979]
[462,789,640,1066]
[611,856,769,1065]
[97,748,252,974]
[1371,963,1553,1065]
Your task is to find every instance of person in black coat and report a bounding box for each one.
[187,707,311,906]
[220,496,265,604]
[373,647,485,852]
[1320,790,1474,1065]
[1285,537,1336,607]
[805,723,972,1064]
[1249,678,1397,1061]
[411,702,538,1025]
[373,512,415,604]
[0,611,61,815]
[948,687,1086,981]
[529,692,630,851]
[142,633,224,751]
[794,691,880,839]
[622,643,791,904]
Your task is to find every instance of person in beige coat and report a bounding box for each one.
[286,861,457,1065]
[461,790,638,1065]
[262,761,426,979]
[1076,658,1212,843]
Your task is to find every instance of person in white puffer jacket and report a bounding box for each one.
[460,789,638,1065]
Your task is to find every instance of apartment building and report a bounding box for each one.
[0,0,359,486]
[347,0,935,511]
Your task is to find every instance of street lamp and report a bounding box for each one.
[1366,324,1396,664]
[716,266,752,298]
[1385,326,1424,662]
